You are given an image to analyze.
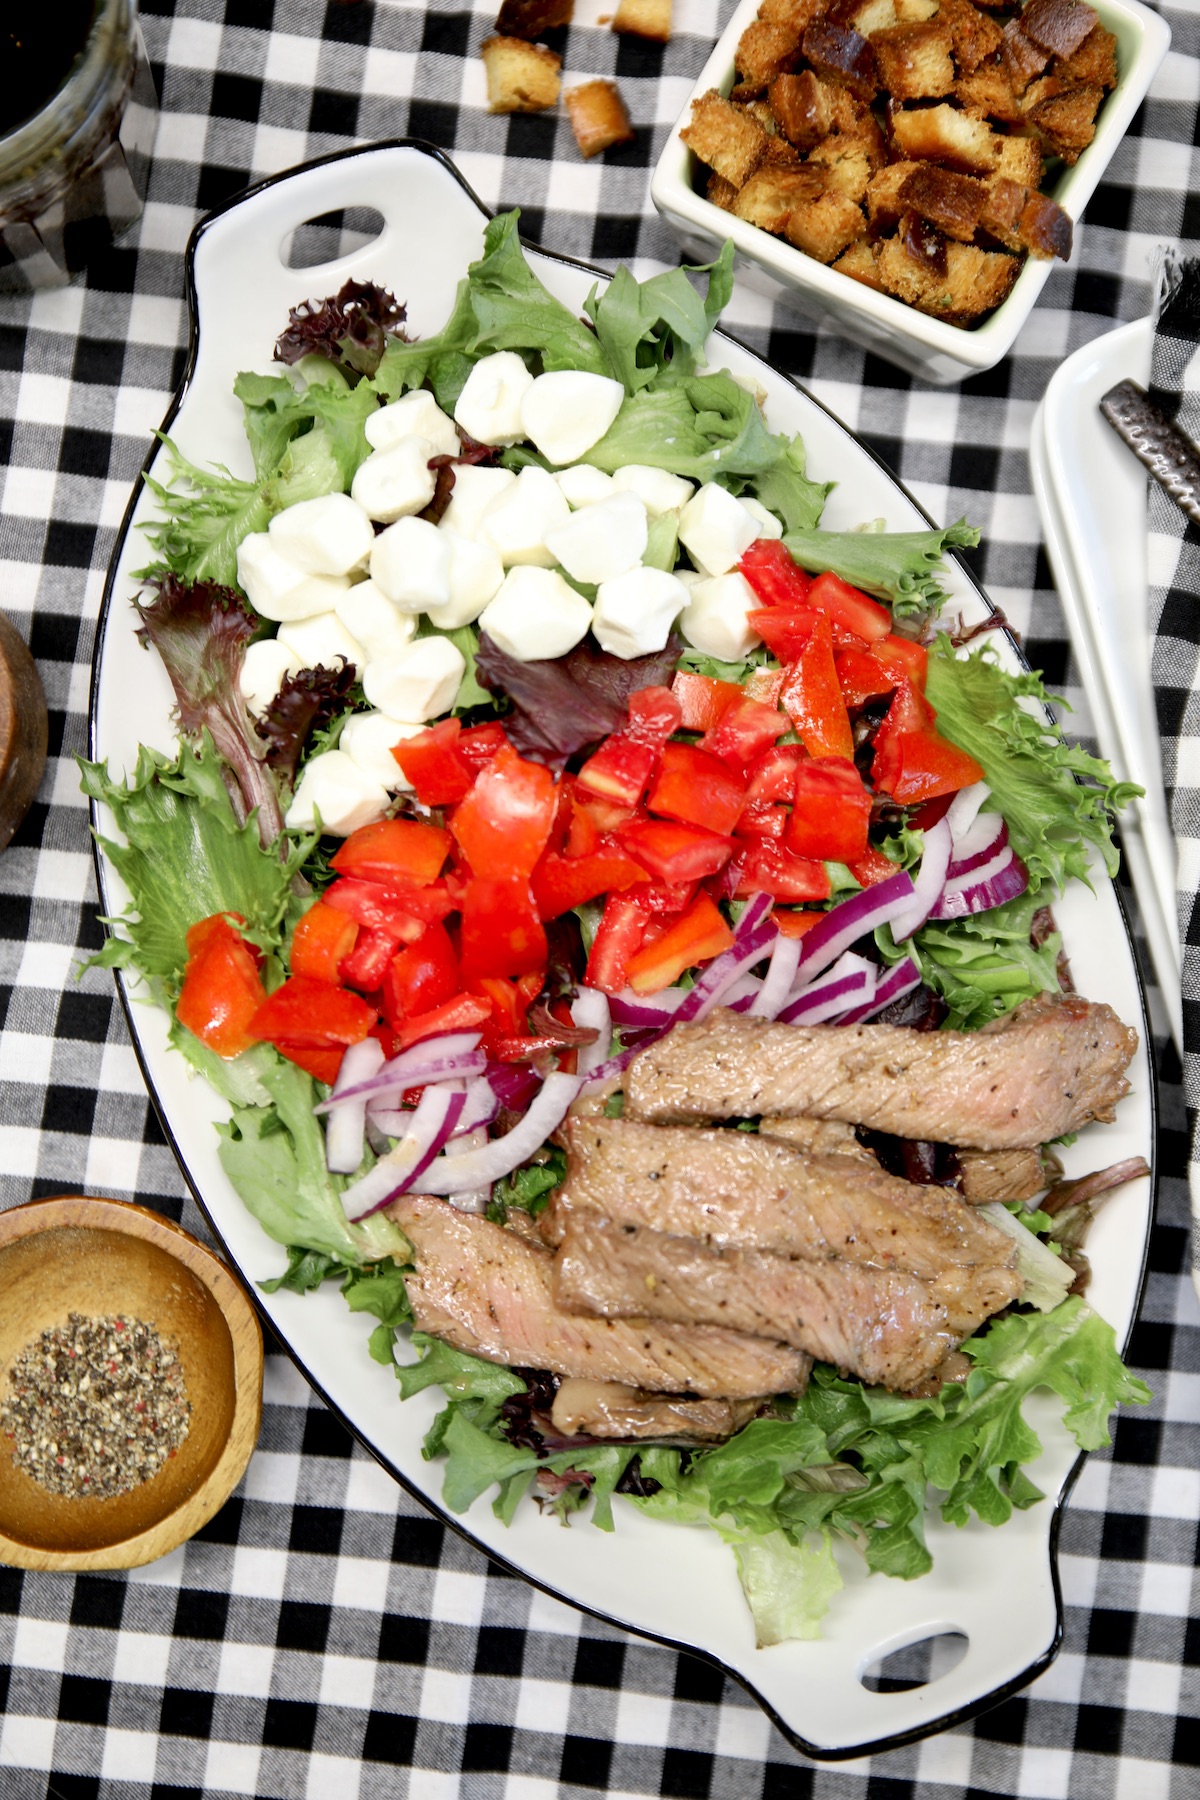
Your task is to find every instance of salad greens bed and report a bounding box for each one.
[84,211,1149,1643]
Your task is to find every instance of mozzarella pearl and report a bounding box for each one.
[544,492,648,586]
[611,464,696,516]
[335,579,419,660]
[350,436,438,523]
[237,532,351,623]
[424,530,505,629]
[276,611,366,673]
[438,464,517,538]
[340,712,426,791]
[478,464,571,569]
[677,483,761,577]
[370,516,454,613]
[366,390,460,458]
[592,567,689,660]
[742,497,783,540]
[678,572,763,661]
[362,635,467,720]
[478,566,593,662]
[240,638,301,718]
[285,750,390,836]
[454,351,534,447]
[267,493,374,576]
[520,370,625,466]
[555,464,616,509]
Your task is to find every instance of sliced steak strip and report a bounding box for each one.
[957,1146,1049,1202]
[554,1218,1018,1390]
[549,1377,759,1442]
[546,1117,1017,1283]
[624,993,1136,1149]
[759,1116,874,1159]
[389,1194,810,1400]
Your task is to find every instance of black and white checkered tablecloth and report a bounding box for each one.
[2,1,1199,1793]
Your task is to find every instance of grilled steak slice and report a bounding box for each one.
[389,1194,810,1399]
[624,993,1136,1148]
[957,1146,1049,1202]
[546,1118,1017,1283]
[550,1377,759,1442]
[759,1116,874,1159]
[555,1218,1018,1389]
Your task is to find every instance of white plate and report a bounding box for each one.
[1030,315,1182,1052]
[89,143,1155,1760]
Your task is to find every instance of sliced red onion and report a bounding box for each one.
[725,972,765,1013]
[486,1062,543,1113]
[608,989,685,1029]
[443,1128,493,1214]
[673,919,777,1025]
[315,1032,485,1113]
[571,987,614,1080]
[749,931,803,1018]
[929,844,1028,920]
[324,1038,385,1174]
[839,956,923,1023]
[417,1072,584,1195]
[889,815,953,943]
[946,780,991,843]
[580,1041,647,1089]
[737,891,774,936]
[797,869,916,982]
[341,1085,467,1220]
[946,813,1007,878]
[450,1077,502,1136]
[777,953,876,1025]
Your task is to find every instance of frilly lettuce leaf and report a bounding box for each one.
[783,519,980,619]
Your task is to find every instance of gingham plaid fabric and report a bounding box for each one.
[2,1,1199,1795]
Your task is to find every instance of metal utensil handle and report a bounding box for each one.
[1100,378,1200,529]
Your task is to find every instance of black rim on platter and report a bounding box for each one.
[86,137,1158,1762]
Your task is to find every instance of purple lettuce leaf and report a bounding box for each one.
[274,279,408,380]
[474,631,683,768]
[256,664,359,789]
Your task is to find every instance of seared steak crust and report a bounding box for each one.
[957,1146,1049,1202]
[624,993,1136,1148]
[389,1194,810,1399]
[549,1377,759,1441]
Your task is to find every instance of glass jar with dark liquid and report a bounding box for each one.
[0,0,158,290]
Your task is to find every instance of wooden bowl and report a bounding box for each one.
[0,1196,263,1570]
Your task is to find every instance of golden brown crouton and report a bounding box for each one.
[802,18,879,100]
[768,69,837,147]
[870,20,955,99]
[759,0,826,27]
[977,173,1027,246]
[784,187,868,261]
[744,98,782,132]
[890,102,1000,172]
[1022,0,1099,59]
[993,132,1044,187]
[877,232,1020,318]
[494,0,574,38]
[866,158,924,230]
[1055,22,1118,89]
[762,133,806,166]
[838,103,889,167]
[1002,19,1051,88]
[808,133,876,202]
[844,0,898,34]
[955,59,1024,123]
[937,0,1004,74]
[899,163,987,240]
[732,164,830,230]
[894,0,941,20]
[832,236,887,288]
[481,35,562,112]
[682,90,771,186]
[1027,81,1103,161]
[1017,187,1073,258]
[565,81,637,157]
[612,0,673,37]
[707,171,741,210]
[736,18,804,84]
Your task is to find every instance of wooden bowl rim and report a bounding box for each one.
[0,1195,264,1571]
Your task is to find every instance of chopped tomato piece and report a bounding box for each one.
[732,840,831,902]
[835,645,899,709]
[735,801,788,840]
[626,685,683,745]
[572,793,638,836]
[747,605,822,663]
[458,876,547,980]
[531,846,649,920]
[871,680,986,804]
[339,924,401,992]
[585,892,652,995]
[250,975,377,1050]
[626,893,735,994]
[391,718,473,806]
[805,570,892,643]
[911,793,954,830]
[646,742,747,836]
[671,669,741,732]
[176,914,267,1059]
[847,844,899,887]
[468,974,530,1044]
[290,900,360,984]
[788,756,871,863]
[779,616,854,760]
[744,742,808,805]
[458,720,510,773]
[700,695,788,769]
[331,817,451,889]
[185,911,248,957]
[772,908,826,939]
[565,793,602,859]
[874,633,928,690]
[616,817,737,884]
[380,921,459,1027]
[622,879,698,914]
[395,991,493,1050]
[739,538,813,608]
[324,878,448,940]
[369,1021,404,1060]
[576,734,657,808]
[451,744,558,879]
[275,1042,346,1084]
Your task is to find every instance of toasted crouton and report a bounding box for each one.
[1002,19,1051,88]
[889,102,1000,172]
[955,59,1024,122]
[758,0,825,24]
[993,132,1044,186]
[937,0,1004,74]
[808,133,875,202]
[899,163,987,240]
[977,173,1026,246]
[784,187,868,261]
[838,104,889,168]
[494,0,574,38]
[843,0,898,34]
[707,171,740,210]
[1021,0,1099,59]
[612,0,672,37]
[870,20,955,99]
[565,81,636,157]
[865,158,923,230]
[894,0,941,19]
[732,164,830,230]
[768,69,838,147]
[877,232,1019,318]
[1027,81,1103,161]
[1017,187,1073,258]
[1055,22,1117,88]
[736,18,804,84]
[802,18,879,100]
[481,35,562,112]
[682,90,771,186]
[832,236,886,289]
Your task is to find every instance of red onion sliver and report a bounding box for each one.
[945,780,991,843]
[486,1062,543,1113]
[889,815,953,942]
[946,814,1007,878]
[840,956,922,1023]
[797,869,916,981]
[324,1038,385,1174]
[451,1078,502,1136]
[674,919,777,1025]
[777,958,875,1025]
[572,986,613,1080]
[316,1032,484,1112]
[418,1073,584,1195]
[931,848,1028,920]
[749,931,803,1018]
[608,989,684,1029]
[342,1085,468,1218]
[443,1128,493,1214]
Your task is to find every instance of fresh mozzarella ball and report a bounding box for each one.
[454,351,534,447]
[340,712,426,791]
[674,567,705,593]
[363,635,466,721]
[350,436,437,523]
[267,493,374,577]
[438,464,516,538]
[424,530,505,629]
[478,567,593,662]
[285,751,390,837]
[544,492,648,586]
[335,579,418,660]
[677,483,761,577]
[611,464,695,516]
[555,464,616,509]
[237,532,351,622]
[370,516,454,613]
[366,390,460,458]
[277,611,366,673]
[239,638,301,718]
[520,371,625,466]
[478,464,571,569]
[742,497,783,540]
[679,572,762,661]
[593,567,689,660]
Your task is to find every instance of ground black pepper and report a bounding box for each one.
[1,1312,191,1499]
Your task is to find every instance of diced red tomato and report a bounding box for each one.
[565,793,602,859]
[369,1021,404,1060]
[616,818,737,885]
[772,908,827,939]
[911,793,955,830]
[739,538,813,609]
[185,911,248,957]
[744,742,809,805]
[700,695,788,769]
[458,875,547,980]
[671,669,741,732]
[250,975,377,1050]
[324,878,449,940]
[458,720,510,774]
[395,991,493,1051]
[451,744,558,879]
[467,973,537,1045]
[805,570,891,643]
[871,680,986,804]
[731,840,831,902]
[380,921,459,1027]
[835,645,899,709]
[585,892,652,995]
[626,686,682,745]
[646,743,747,836]
[779,617,854,760]
[735,801,788,840]
[576,734,657,808]
[788,756,871,863]
[531,846,649,920]
[622,879,698,915]
[290,900,359,983]
[572,793,638,836]
[747,605,822,663]
[338,924,401,992]
[331,818,451,889]
[391,718,474,806]
[625,893,735,994]
[275,1042,346,1084]
[176,914,268,1059]
[874,633,928,690]
[847,844,899,887]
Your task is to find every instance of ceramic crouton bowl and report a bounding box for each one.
[651,0,1168,384]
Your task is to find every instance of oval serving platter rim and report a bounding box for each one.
[85,137,1157,1763]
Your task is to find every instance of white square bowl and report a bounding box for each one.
[651,0,1169,384]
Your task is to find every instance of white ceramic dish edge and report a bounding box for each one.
[88,142,1156,1759]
